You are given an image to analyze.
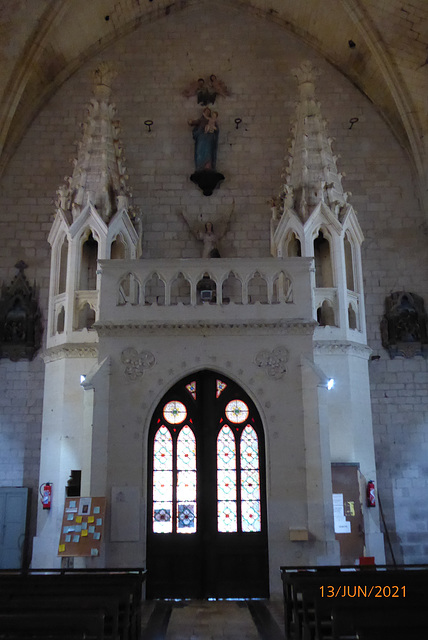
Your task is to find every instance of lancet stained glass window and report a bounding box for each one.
[217,422,261,533]
[217,426,237,532]
[153,426,173,533]
[153,414,197,533]
[240,426,261,532]
[177,426,197,533]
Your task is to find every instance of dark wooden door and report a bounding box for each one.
[331,463,365,564]
[146,371,269,599]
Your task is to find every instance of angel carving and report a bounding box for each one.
[179,201,234,258]
[182,74,230,105]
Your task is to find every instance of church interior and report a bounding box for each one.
[0,0,427,633]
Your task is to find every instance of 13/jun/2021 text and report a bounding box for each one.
[320,585,406,598]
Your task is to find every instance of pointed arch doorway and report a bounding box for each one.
[146,371,269,599]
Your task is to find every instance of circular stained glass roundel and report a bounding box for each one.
[225,399,249,423]
[163,401,187,424]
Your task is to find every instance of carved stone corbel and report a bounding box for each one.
[0,261,43,361]
[381,291,428,359]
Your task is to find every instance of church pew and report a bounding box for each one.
[299,572,425,640]
[330,601,427,640]
[280,565,428,640]
[0,595,121,640]
[0,610,105,639]
[0,570,146,640]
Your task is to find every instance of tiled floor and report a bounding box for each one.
[141,599,285,640]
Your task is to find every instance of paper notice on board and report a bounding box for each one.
[78,497,92,516]
[333,493,351,534]
[335,519,351,533]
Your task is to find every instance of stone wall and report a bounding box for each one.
[0,3,427,564]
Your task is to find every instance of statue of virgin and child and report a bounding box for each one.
[188,106,224,195]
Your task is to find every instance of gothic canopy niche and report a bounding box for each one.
[381,291,428,359]
[0,261,43,361]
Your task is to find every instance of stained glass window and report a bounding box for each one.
[163,400,187,424]
[225,399,249,424]
[217,426,237,532]
[216,379,227,398]
[153,382,263,538]
[177,426,197,533]
[240,426,261,532]
[153,426,173,533]
[186,381,196,400]
[153,424,197,534]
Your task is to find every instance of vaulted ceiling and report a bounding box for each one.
[1,0,427,205]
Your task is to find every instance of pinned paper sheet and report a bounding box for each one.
[335,519,351,533]
[78,498,92,516]
[332,493,351,534]
[59,544,66,553]
[75,516,82,524]
[88,516,94,523]
[81,529,88,537]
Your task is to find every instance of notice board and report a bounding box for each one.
[58,497,106,557]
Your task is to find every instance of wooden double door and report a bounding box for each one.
[146,371,269,599]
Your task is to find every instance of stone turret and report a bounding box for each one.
[281,61,350,222]
[271,60,365,342]
[33,64,141,568]
[47,63,139,347]
[269,62,384,565]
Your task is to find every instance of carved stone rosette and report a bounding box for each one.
[255,346,289,379]
[121,347,155,380]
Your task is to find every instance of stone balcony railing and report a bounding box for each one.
[95,257,315,330]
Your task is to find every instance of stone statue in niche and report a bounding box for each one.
[381,291,428,359]
[182,74,230,106]
[188,106,224,195]
[0,261,43,361]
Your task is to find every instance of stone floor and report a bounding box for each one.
[141,599,285,640]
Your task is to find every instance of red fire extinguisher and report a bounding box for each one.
[367,480,376,508]
[40,483,52,510]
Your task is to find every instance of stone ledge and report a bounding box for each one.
[41,344,99,362]
[94,318,317,336]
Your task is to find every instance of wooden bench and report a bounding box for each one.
[0,610,105,639]
[331,601,427,640]
[280,565,428,640]
[0,569,146,640]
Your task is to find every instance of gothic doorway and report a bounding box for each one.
[146,371,269,599]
